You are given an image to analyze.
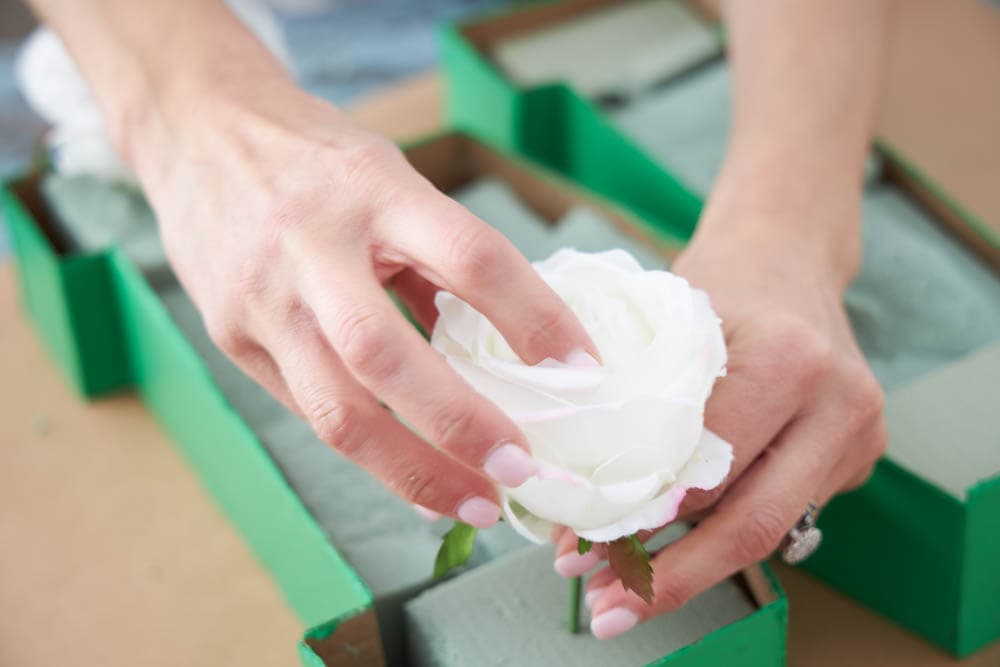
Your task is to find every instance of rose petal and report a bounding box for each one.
[571,429,734,542]
[521,399,703,476]
[676,428,734,490]
[574,485,688,543]
[502,497,554,544]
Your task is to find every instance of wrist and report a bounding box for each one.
[108,12,300,181]
[121,68,340,190]
[693,150,864,288]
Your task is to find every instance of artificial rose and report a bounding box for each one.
[431,248,732,544]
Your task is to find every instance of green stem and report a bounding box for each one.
[568,575,583,634]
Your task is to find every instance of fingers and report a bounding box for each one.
[208,330,302,416]
[385,194,598,364]
[586,413,845,639]
[266,320,503,527]
[300,261,539,488]
[390,268,440,334]
[679,340,804,517]
[553,527,603,577]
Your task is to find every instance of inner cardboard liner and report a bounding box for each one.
[36,135,764,664]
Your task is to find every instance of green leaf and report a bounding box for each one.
[433,522,478,578]
[606,534,653,604]
[577,538,593,555]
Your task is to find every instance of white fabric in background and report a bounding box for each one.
[14,0,291,185]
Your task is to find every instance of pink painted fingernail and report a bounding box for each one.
[564,348,601,367]
[457,496,501,528]
[591,608,639,640]
[484,443,537,487]
[413,504,441,522]
[585,587,606,609]
[554,550,600,578]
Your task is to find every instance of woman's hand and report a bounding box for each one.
[135,83,598,528]
[23,1,599,526]
[555,199,887,638]
[549,0,891,639]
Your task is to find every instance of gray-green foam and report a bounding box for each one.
[405,534,757,667]
[883,341,1000,500]
[610,61,883,195]
[41,173,173,286]
[847,187,1000,390]
[452,177,667,269]
[492,0,721,101]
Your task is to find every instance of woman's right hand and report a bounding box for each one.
[130,82,597,528]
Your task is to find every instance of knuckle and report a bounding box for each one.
[843,463,878,492]
[521,304,566,352]
[841,364,886,428]
[336,137,407,202]
[428,402,479,449]
[309,398,365,455]
[862,417,889,462]
[392,471,436,508]
[445,222,503,285]
[735,503,788,562]
[764,316,834,391]
[205,315,249,357]
[333,305,397,379]
[653,580,691,611]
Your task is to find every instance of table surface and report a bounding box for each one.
[1,71,997,667]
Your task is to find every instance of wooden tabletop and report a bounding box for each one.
[1,70,997,667]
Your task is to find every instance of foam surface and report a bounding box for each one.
[847,187,1000,390]
[406,538,756,666]
[884,342,1000,499]
[493,0,720,101]
[453,177,668,268]
[611,61,883,195]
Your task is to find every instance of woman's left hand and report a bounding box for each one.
[551,196,888,639]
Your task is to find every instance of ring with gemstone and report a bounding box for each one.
[781,501,822,564]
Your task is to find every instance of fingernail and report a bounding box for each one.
[564,347,601,367]
[591,608,639,640]
[484,443,538,487]
[554,550,600,578]
[585,587,606,609]
[457,496,501,529]
[413,504,441,522]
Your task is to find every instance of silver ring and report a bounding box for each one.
[781,502,822,564]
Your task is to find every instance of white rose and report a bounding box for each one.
[431,248,733,543]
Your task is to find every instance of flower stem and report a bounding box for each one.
[568,575,583,634]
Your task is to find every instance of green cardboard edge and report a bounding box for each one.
[3,177,373,653]
[439,22,703,242]
[108,250,372,627]
[958,476,1000,656]
[801,459,988,657]
[655,572,787,667]
[1,183,130,397]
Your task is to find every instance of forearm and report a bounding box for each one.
[698,0,891,283]
[25,0,303,176]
